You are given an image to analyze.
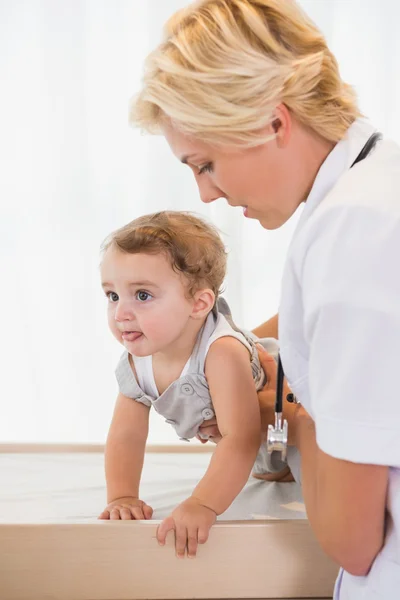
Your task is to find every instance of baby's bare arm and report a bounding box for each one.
[192,337,261,514]
[104,392,149,504]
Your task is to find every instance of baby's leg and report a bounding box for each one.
[253,465,294,482]
[252,436,299,483]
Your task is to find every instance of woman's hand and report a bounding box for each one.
[98,496,153,520]
[156,497,217,558]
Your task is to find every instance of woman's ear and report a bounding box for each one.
[191,289,215,319]
[272,118,281,133]
[272,103,292,148]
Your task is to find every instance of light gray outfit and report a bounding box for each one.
[115,298,300,479]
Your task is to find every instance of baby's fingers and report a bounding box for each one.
[110,506,123,520]
[187,527,199,558]
[120,507,136,520]
[157,516,175,546]
[143,503,153,520]
[127,505,144,520]
[98,509,110,520]
[175,523,188,559]
[198,523,211,546]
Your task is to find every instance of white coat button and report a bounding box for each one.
[202,408,215,420]
[181,383,194,395]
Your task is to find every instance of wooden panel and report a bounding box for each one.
[0,443,213,454]
[0,520,337,599]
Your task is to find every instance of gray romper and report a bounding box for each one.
[115,298,300,479]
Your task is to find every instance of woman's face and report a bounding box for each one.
[163,109,316,230]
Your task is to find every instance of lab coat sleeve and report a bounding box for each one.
[301,204,400,467]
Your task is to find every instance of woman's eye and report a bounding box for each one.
[136,290,152,302]
[198,162,213,175]
[107,292,119,302]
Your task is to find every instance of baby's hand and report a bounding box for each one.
[157,497,216,558]
[98,496,153,520]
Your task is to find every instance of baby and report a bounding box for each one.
[98,211,290,557]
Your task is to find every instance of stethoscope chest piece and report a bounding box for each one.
[267,414,288,462]
[267,354,288,462]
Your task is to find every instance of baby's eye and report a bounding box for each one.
[136,290,152,302]
[106,291,119,302]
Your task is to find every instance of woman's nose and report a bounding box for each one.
[200,192,223,204]
[196,177,225,205]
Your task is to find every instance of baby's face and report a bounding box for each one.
[101,247,197,356]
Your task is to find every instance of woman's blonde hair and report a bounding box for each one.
[101,211,227,301]
[131,0,361,146]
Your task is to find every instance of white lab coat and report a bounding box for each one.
[279,118,400,599]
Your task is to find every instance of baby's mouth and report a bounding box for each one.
[121,331,143,342]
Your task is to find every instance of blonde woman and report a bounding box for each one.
[131,1,400,598]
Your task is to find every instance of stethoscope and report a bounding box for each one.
[266,131,383,461]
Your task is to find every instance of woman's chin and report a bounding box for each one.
[259,214,287,230]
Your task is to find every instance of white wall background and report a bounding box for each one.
[0,0,399,444]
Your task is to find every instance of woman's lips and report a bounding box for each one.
[121,331,143,342]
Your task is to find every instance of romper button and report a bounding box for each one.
[181,383,194,395]
[202,408,215,420]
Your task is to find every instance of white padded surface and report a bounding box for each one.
[0,452,306,523]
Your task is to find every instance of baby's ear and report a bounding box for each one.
[191,289,215,319]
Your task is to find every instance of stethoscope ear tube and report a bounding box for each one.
[275,355,284,414]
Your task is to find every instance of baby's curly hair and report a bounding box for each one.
[101,211,227,301]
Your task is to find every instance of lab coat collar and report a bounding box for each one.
[297,118,377,227]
